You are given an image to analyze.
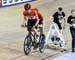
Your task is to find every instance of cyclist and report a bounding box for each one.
[22,3,37,30]
[22,3,44,49]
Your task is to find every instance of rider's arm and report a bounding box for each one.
[22,11,28,26]
[35,12,40,26]
[35,12,43,26]
[35,16,40,26]
[23,16,26,24]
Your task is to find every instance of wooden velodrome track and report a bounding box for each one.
[0,0,75,60]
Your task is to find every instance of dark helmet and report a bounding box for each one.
[24,3,31,10]
[58,7,63,11]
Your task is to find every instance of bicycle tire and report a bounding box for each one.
[24,35,32,55]
[39,34,45,53]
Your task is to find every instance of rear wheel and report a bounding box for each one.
[24,35,32,55]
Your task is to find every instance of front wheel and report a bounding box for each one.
[24,35,32,55]
[39,34,45,53]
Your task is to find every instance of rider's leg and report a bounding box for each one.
[38,24,43,34]
[27,20,33,35]
[33,20,43,36]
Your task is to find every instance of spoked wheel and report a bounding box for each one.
[39,34,45,53]
[24,35,32,55]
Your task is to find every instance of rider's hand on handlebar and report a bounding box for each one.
[21,24,27,27]
[21,24,24,27]
[34,25,38,29]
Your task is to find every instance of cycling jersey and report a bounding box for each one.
[23,8,43,31]
[23,9,37,20]
[23,8,43,24]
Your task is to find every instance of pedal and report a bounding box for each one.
[33,43,38,50]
